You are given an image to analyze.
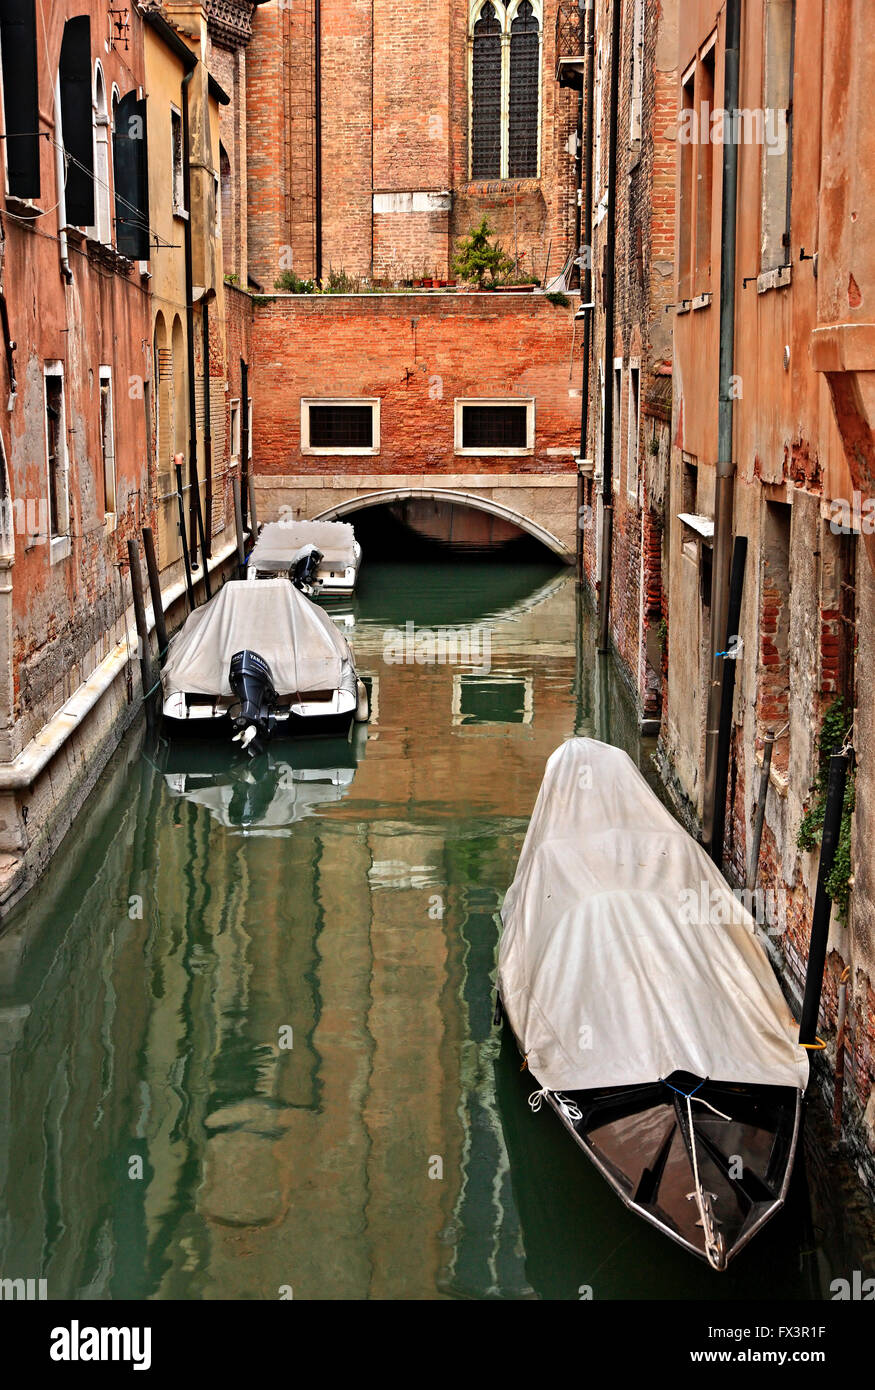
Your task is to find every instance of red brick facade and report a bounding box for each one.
[249,293,580,477]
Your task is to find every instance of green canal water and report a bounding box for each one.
[0,560,867,1299]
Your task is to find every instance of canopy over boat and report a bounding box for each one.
[162,579,351,700]
[498,739,808,1095]
[249,519,357,571]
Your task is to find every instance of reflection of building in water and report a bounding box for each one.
[0,567,666,1299]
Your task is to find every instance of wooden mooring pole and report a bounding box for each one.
[142,526,168,663]
[127,538,156,730]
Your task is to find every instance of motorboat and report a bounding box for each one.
[246,519,362,596]
[496,738,809,1270]
[161,578,369,752]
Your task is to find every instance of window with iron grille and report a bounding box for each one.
[456,399,533,453]
[302,400,380,454]
[472,3,502,177]
[508,2,539,177]
[469,1,541,181]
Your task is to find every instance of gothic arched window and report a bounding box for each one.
[469,0,542,181]
[471,3,502,178]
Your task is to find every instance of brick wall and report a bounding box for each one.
[248,1,580,285]
[248,293,581,478]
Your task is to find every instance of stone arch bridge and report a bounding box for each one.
[251,475,577,562]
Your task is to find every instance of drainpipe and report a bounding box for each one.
[314,0,323,283]
[597,0,622,653]
[181,68,199,567]
[703,0,742,852]
[577,0,595,587]
[52,73,73,282]
[201,295,213,559]
[240,357,250,529]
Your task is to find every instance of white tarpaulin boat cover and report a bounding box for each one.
[162,579,351,699]
[498,739,809,1094]
[249,520,357,569]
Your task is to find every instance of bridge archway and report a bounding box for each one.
[312,487,574,563]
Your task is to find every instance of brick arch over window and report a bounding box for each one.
[468,0,542,181]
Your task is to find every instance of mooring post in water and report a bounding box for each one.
[174,458,196,612]
[192,471,212,602]
[833,966,850,1137]
[232,476,246,577]
[127,539,155,730]
[745,729,775,893]
[799,751,849,1045]
[142,526,168,663]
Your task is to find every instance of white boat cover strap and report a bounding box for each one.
[162,579,350,699]
[250,520,356,569]
[498,739,809,1093]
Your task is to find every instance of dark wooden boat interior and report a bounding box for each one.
[542,1066,803,1269]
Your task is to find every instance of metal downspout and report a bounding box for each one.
[577,0,595,588]
[597,0,622,653]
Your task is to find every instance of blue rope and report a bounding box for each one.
[661,1076,707,1099]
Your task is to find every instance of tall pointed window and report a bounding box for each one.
[469,0,542,181]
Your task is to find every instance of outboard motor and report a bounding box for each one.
[228,650,277,754]
[291,545,323,592]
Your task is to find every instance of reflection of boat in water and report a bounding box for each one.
[160,579,369,752]
[158,726,368,834]
[497,738,809,1272]
[247,519,362,596]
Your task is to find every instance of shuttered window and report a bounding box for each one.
[59,15,94,226]
[0,0,41,199]
[113,90,150,259]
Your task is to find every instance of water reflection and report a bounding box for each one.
[0,563,857,1300]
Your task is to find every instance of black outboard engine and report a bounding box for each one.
[228,650,278,754]
[291,546,323,591]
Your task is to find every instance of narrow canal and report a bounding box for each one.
[0,559,867,1299]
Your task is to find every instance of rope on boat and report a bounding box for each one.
[662,1078,730,1271]
[528,1088,583,1123]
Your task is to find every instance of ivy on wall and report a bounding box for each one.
[797,696,855,921]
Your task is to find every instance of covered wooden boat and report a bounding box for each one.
[246,519,362,596]
[161,579,369,751]
[497,738,809,1270]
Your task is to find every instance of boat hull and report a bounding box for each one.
[502,1011,803,1270]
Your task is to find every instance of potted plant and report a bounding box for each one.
[451,217,514,290]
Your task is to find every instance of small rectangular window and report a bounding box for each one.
[627,364,640,500]
[99,366,115,513]
[247,399,253,459]
[302,399,380,455]
[455,399,534,455]
[171,107,185,214]
[44,366,69,543]
[310,405,373,449]
[229,399,241,459]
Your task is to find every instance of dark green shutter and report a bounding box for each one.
[0,0,41,198]
[113,91,149,259]
[59,15,94,226]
